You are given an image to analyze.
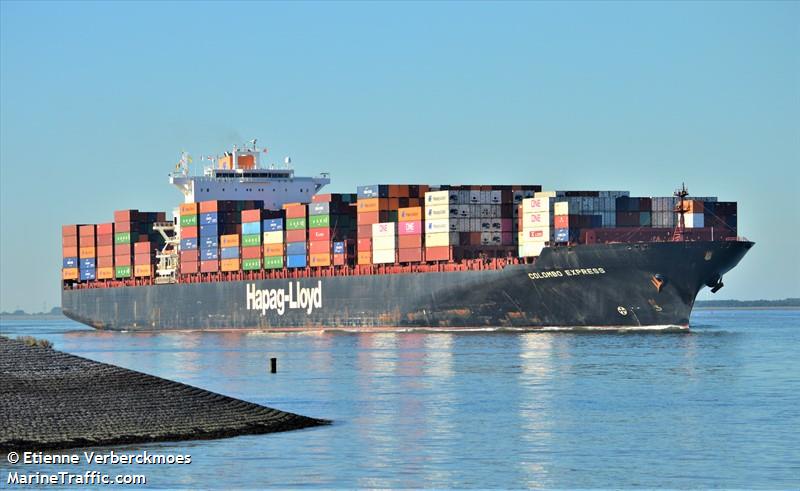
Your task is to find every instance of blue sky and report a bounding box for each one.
[1,1,798,311]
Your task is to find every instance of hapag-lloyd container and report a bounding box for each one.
[425,205,449,219]
[263,243,283,256]
[425,219,449,234]
[263,256,283,269]
[287,254,307,268]
[263,218,283,232]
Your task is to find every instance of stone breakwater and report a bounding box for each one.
[0,337,329,451]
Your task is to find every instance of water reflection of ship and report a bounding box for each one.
[518,334,555,486]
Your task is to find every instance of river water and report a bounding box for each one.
[1,310,798,489]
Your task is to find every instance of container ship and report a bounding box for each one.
[61,142,753,331]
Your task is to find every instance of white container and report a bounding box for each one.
[372,235,396,250]
[519,227,553,243]
[490,190,502,203]
[554,201,569,215]
[372,248,395,264]
[425,219,450,234]
[521,197,554,213]
[425,205,449,219]
[684,213,704,228]
[519,242,546,257]
[424,190,451,206]
[534,191,557,198]
[425,232,452,247]
[521,212,553,228]
[262,231,284,244]
[372,222,396,238]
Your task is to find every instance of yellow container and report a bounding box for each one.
[62,268,79,280]
[221,258,240,271]
[79,246,96,258]
[220,234,240,248]
[97,267,114,280]
[134,264,152,277]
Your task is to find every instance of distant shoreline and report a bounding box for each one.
[694,306,800,311]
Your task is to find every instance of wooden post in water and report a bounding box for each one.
[270,357,277,373]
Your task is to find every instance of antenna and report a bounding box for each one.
[671,182,689,242]
[249,139,257,151]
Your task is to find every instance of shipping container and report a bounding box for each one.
[114,254,132,266]
[357,251,371,265]
[398,234,423,248]
[309,202,330,215]
[398,207,422,221]
[180,203,199,216]
[180,250,199,262]
[287,254,307,268]
[242,246,261,259]
[309,228,330,241]
[262,230,283,244]
[134,265,152,277]
[357,238,372,252]
[518,242,546,257]
[286,242,307,255]
[180,261,199,275]
[79,224,96,237]
[201,248,219,261]
[201,236,219,249]
[425,246,451,261]
[220,234,239,247]
[242,258,261,271]
[80,269,96,281]
[242,221,261,236]
[284,206,306,219]
[398,221,422,235]
[310,253,331,267]
[372,249,395,264]
[200,260,219,273]
[263,243,283,256]
[241,209,262,222]
[263,256,284,269]
[179,214,198,227]
[97,267,114,280]
[308,241,330,254]
[263,218,284,232]
[220,247,240,260]
[62,224,79,237]
[285,229,305,242]
[398,248,423,263]
[286,217,307,230]
[242,234,261,247]
[333,254,345,266]
[79,246,96,258]
[62,268,79,280]
[309,214,330,229]
[181,238,198,250]
[372,235,395,250]
[220,259,239,272]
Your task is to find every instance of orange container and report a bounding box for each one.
[357,238,372,252]
[97,256,114,268]
[62,225,79,237]
[398,234,422,248]
[97,245,114,257]
[134,264,153,277]
[309,253,331,267]
[238,155,255,169]
[309,241,330,254]
[284,205,306,219]
[398,207,422,221]
[357,251,372,265]
[181,226,198,238]
[63,246,78,258]
[357,198,380,213]
[263,243,284,256]
[221,258,240,271]
[180,202,199,216]
[79,225,96,237]
[357,211,379,225]
[554,215,569,229]
[62,235,78,247]
[220,234,240,247]
[97,267,114,280]
[79,246,96,258]
[97,223,114,235]
[199,200,219,213]
[62,268,79,280]
[241,209,262,222]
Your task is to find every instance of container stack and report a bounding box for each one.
[199,201,222,274]
[263,217,285,269]
[284,203,307,268]
[680,200,704,228]
[220,233,240,272]
[424,190,453,261]
[518,197,554,257]
[615,197,653,227]
[308,195,357,267]
[179,203,199,275]
[241,209,262,271]
[78,225,97,281]
[96,223,115,279]
[62,225,80,282]
[651,197,677,228]
[195,200,261,274]
[397,206,423,263]
[113,210,165,279]
[371,222,396,264]
[356,185,428,265]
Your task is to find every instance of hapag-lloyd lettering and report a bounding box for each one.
[246,281,322,316]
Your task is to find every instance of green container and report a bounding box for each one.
[242,258,261,271]
[286,217,306,230]
[241,234,261,247]
[263,256,284,269]
[114,232,137,244]
[180,214,198,227]
[309,214,330,229]
[115,265,132,278]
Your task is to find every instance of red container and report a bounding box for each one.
[62,235,78,247]
[398,235,422,249]
[114,254,132,266]
[114,221,131,232]
[96,234,113,246]
[333,254,345,266]
[181,261,199,274]
[357,238,372,252]
[242,246,261,259]
[398,221,421,235]
[285,229,306,242]
[554,215,569,228]
[200,260,219,273]
[62,225,79,237]
[97,245,113,257]
[425,246,451,261]
[114,210,139,222]
[134,253,152,265]
[309,228,330,241]
[398,248,422,263]
[97,256,114,268]
[357,224,373,237]
[115,243,132,256]
[181,226,198,238]
[79,236,96,247]
[309,241,330,254]
[284,206,306,219]
[79,225,96,237]
[241,209,262,222]
[133,242,152,254]
[97,223,114,235]
[199,201,218,213]
[180,250,199,262]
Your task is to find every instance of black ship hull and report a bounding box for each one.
[62,241,753,331]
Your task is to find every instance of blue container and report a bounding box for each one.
[181,238,198,250]
[63,257,79,268]
[200,224,218,237]
[201,248,219,260]
[81,258,96,269]
[242,221,261,235]
[333,242,345,254]
[200,212,218,225]
[201,236,219,249]
[287,254,307,268]
[80,268,96,281]
[357,185,387,199]
[263,218,283,232]
[555,228,570,243]
[286,242,307,255]
[221,247,240,259]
